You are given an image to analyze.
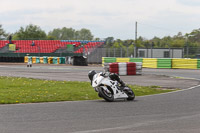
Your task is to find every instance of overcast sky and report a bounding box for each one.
[1,0,200,40]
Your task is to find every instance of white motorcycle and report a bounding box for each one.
[92,73,135,102]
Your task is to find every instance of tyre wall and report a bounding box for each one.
[105,62,142,75]
[24,56,66,64]
[24,56,87,66]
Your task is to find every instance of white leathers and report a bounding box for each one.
[92,73,128,100]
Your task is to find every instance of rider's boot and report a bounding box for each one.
[118,79,128,91]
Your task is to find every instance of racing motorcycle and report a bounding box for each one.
[91,73,135,102]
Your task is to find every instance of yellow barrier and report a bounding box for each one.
[24,56,28,63]
[102,57,105,65]
[48,57,53,64]
[143,58,157,68]
[116,58,130,62]
[172,59,197,69]
[32,57,36,64]
[57,58,60,64]
[40,57,44,64]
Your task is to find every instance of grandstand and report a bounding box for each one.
[0,40,105,64]
[0,40,104,54]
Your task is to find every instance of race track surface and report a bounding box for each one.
[0,63,200,133]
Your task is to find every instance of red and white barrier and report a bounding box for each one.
[119,63,127,75]
[109,63,119,74]
[104,62,142,75]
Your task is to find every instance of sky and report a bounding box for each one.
[1,0,200,40]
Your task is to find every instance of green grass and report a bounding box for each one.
[129,85,178,96]
[0,76,178,104]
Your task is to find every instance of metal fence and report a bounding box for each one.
[184,46,200,58]
[85,46,200,64]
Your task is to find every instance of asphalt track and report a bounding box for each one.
[0,63,200,133]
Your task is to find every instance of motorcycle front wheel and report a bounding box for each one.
[98,87,114,102]
[124,87,135,101]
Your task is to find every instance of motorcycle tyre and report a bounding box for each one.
[126,89,135,101]
[98,87,114,102]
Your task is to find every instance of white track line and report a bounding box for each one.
[139,84,200,98]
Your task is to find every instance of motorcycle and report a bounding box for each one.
[91,73,135,102]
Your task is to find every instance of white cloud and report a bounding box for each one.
[1,0,200,39]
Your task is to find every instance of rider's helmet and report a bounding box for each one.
[88,70,97,81]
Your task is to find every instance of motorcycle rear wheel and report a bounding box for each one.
[98,87,114,102]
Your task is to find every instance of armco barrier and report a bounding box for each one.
[102,57,200,69]
[116,58,129,63]
[143,58,157,68]
[172,59,197,69]
[129,58,143,63]
[198,59,200,69]
[102,57,116,63]
[157,59,172,69]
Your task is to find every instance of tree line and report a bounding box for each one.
[1,23,200,50]
[0,24,93,41]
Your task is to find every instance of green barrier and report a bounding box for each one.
[102,57,116,63]
[43,56,48,64]
[53,57,58,64]
[36,57,40,63]
[157,59,172,68]
[28,56,32,60]
[59,57,66,64]
[129,58,143,63]
[197,59,200,69]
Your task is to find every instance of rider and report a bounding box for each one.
[88,70,126,89]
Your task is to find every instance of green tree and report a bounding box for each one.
[0,24,7,40]
[170,32,185,48]
[171,39,185,47]
[105,37,114,47]
[48,27,93,40]
[13,24,47,40]
[48,27,76,40]
[77,28,93,40]
[136,36,147,47]
[187,29,200,43]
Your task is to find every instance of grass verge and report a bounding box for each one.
[0,76,178,104]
